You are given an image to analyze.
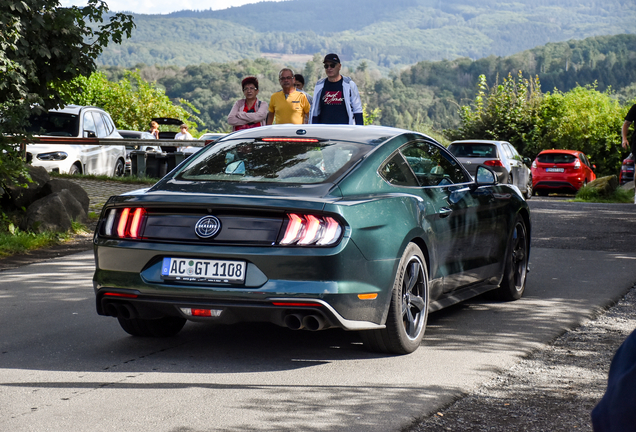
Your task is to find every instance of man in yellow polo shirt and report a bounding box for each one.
[266,68,310,125]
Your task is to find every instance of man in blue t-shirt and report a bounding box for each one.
[309,54,364,125]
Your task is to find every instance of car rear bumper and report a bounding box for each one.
[93,238,397,328]
[533,180,579,191]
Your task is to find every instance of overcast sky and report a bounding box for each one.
[59,0,283,15]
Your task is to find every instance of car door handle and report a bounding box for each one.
[438,207,453,218]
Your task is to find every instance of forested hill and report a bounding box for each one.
[101,33,636,134]
[100,0,635,69]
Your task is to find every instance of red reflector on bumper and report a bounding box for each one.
[103,292,138,299]
[192,309,212,317]
[272,302,321,307]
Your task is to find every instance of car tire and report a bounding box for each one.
[524,175,533,200]
[113,159,125,177]
[68,164,81,175]
[491,215,528,301]
[117,316,186,337]
[360,243,429,355]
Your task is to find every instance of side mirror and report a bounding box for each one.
[475,165,497,186]
[84,130,97,138]
[523,157,532,166]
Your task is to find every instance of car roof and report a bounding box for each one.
[47,105,106,115]
[449,140,507,145]
[223,124,417,146]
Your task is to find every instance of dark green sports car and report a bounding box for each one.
[93,125,531,354]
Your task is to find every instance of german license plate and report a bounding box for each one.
[545,168,564,172]
[161,257,246,283]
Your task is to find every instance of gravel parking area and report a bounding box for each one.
[68,178,148,213]
[409,284,636,431]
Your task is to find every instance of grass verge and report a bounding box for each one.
[0,221,91,258]
[573,185,635,203]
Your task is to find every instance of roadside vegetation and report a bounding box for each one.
[0,172,156,258]
[0,220,90,258]
[574,185,635,204]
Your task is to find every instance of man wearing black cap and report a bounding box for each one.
[309,53,364,125]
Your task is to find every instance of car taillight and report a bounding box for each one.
[483,160,504,167]
[279,213,343,246]
[102,207,147,239]
[531,160,537,169]
[573,159,581,169]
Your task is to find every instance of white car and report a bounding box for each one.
[26,105,127,176]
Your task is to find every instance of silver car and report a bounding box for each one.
[448,140,533,199]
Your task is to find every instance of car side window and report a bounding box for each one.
[92,112,107,138]
[380,153,419,187]
[401,141,469,186]
[101,114,114,135]
[83,112,96,137]
[503,143,515,159]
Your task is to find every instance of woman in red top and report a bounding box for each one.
[227,77,269,131]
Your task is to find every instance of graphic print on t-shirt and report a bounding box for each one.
[323,91,344,105]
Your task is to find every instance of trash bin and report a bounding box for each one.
[129,150,147,177]
[166,151,185,173]
[146,152,168,178]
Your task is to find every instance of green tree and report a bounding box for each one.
[446,72,543,156]
[532,84,626,175]
[0,0,134,188]
[59,71,203,133]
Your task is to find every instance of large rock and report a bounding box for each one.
[620,181,635,192]
[4,166,51,210]
[23,189,88,233]
[587,175,618,197]
[39,179,90,215]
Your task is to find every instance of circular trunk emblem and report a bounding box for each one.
[195,216,221,238]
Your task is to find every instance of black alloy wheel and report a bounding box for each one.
[492,215,528,301]
[361,243,429,354]
[113,159,125,177]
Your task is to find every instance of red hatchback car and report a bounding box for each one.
[619,153,634,186]
[531,149,596,196]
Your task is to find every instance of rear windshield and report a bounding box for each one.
[26,113,79,137]
[175,138,371,184]
[448,144,498,158]
[537,153,577,164]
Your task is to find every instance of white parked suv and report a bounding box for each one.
[26,105,127,176]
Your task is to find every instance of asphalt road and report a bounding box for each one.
[1,199,635,432]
